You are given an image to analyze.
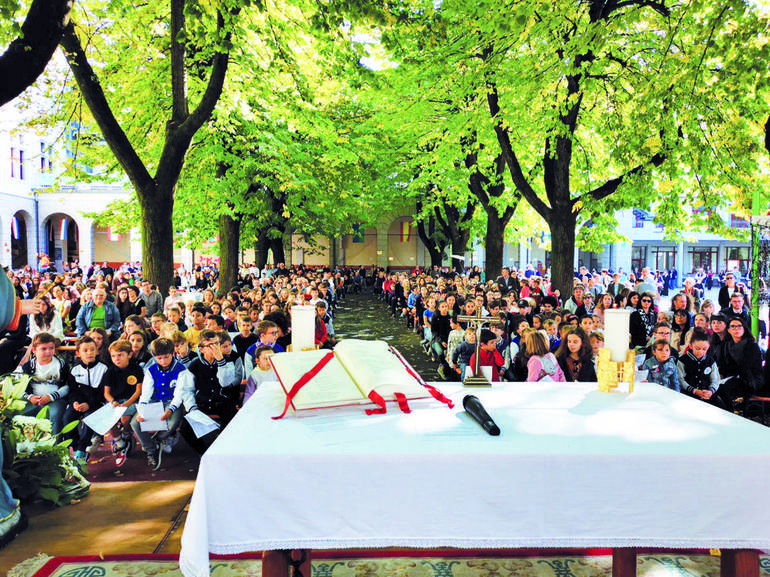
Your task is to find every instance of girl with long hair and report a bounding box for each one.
[556,327,597,382]
[524,331,565,382]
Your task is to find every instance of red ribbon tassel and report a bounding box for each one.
[394,392,411,414]
[365,390,388,415]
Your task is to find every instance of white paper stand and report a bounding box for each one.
[604,309,631,362]
[291,305,316,352]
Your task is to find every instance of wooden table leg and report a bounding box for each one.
[612,547,637,577]
[262,550,312,577]
[721,549,759,577]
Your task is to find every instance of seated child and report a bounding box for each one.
[642,339,680,392]
[128,329,152,367]
[316,301,336,349]
[64,335,109,463]
[244,320,285,375]
[102,339,144,466]
[578,314,594,334]
[244,345,276,404]
[451,327,476,380]
[469,328,505,382]
[132,338,188,470]
[171,330,198,367]
[21,332,72,435]
[167,306,187,331]
[589,330,605,358]
[524,330,565,382]
[444,315,464,370]
[232,315,258,363]
[149,312,166,341]
[676,329,723,408]
[218,330,244,407]
[543,319,558,351]
[179,330,237,455]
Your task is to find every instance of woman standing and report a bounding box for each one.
[629,292,656,348]
[593,293,615,327]
[114,285,135,323]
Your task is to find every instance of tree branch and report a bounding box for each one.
[582,152,665,203]
[170,0,189,125]
[0,0,73,106]
[59,22,155,193]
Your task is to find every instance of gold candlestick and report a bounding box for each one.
[597,348,635,393]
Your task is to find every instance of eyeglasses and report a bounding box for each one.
[641,299,652,303]
[728,325,744,330]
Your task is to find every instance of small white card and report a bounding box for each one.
[83,403,126,436]
[137,402,169,432]
[184,410,220,438]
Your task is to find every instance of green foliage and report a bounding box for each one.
[0,0,23,44]
[0,374,90,508]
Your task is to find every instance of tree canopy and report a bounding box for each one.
[10,0,770,288]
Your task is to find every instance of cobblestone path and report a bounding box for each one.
[333,292,441,382]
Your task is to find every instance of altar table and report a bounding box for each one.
[179,381,770,577]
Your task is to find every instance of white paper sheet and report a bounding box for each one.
[184,410,220,438]
[137,402,169,432]
[83,403,127,436]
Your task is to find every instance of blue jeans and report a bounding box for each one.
[24,397,67,435]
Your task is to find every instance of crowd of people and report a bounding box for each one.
[1,258,769,476]
[375,264,770,414]
[2,260,347,472]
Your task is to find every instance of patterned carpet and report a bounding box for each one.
[10,551,770,577]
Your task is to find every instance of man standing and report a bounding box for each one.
[607,272,626,297]
[720,292,750,326]
[141,281,163,318]
[636,268,659,302]
[496,267,519,296]
[563,284,585,314]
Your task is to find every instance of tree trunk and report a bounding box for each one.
[218,213,240,297]
[138,185,175,297]
[548,210,578,303]
[485,209,506,281]
[416,216,445,268]
[450,230,470,273]
[255,232,269,269]
[270,236,286,265]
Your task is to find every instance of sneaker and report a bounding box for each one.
[115,446,129,467]
[437,365,447,380]
[87,435,103,454]
[147,450,161,471]
[162,433,178,454]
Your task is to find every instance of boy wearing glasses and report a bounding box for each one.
[244,320,285,375]
[180,330,238,454]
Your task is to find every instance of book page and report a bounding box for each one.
[333,339,428,400]
[270,349,366,409]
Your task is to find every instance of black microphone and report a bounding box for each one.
[463,395,500,436]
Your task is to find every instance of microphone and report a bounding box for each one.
[462,395,500,436]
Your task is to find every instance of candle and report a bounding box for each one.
[291,305,316,352]
[604,309,631,363]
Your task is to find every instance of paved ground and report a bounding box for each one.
[334,291,441,381]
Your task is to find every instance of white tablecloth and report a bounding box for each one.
[180,381,770,577]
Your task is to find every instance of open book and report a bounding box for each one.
[270,339,450,416]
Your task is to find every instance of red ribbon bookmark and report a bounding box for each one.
[394,392,411,414]
[365,390,388,415]
[273,352,336,420]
